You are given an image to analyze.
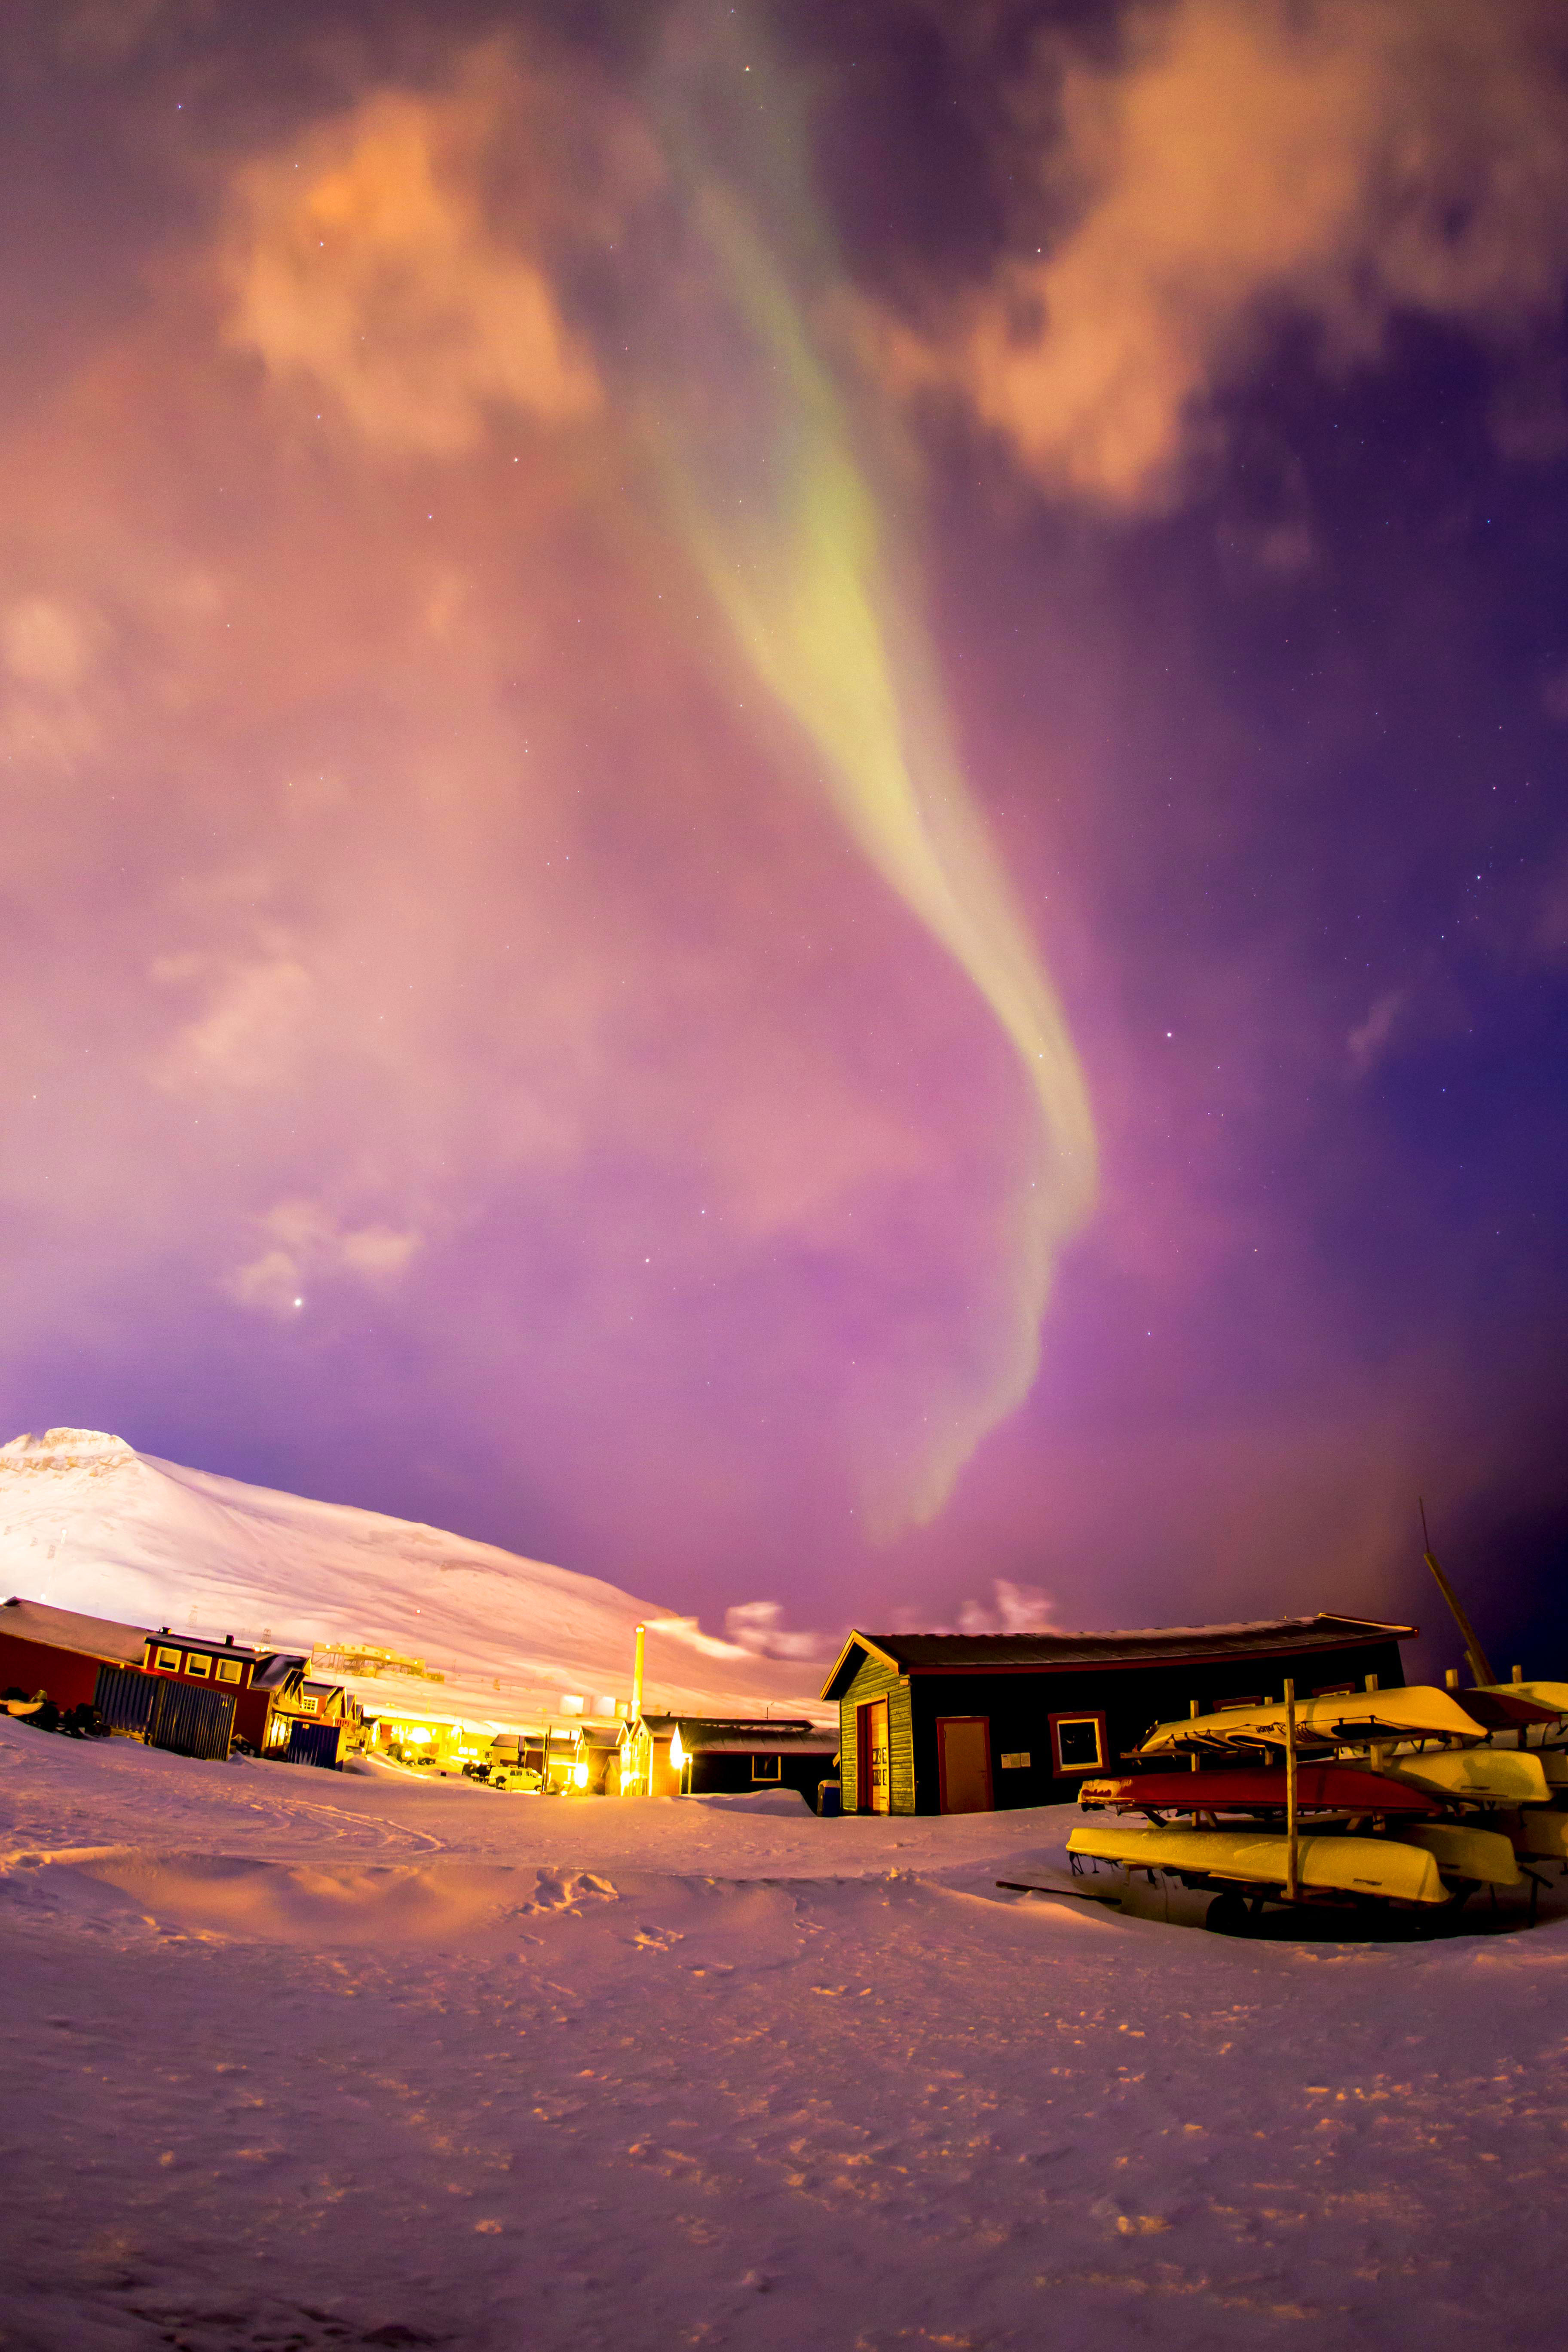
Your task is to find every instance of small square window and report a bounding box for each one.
[215,1657,242,1684]
[1050,1714,1106,1772]
[184,1652,211,1678]
[154,1646,181,1672]
[751,1753,781,1782]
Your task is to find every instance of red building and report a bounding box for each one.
[138,1626,309,1752]
[0,1596,147,1705]
[1,1596,311,1757]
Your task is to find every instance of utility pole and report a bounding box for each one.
[1283,1679,1299,1905]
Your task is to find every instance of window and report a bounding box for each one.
[750,1754,781,1782]
[215,1657,243,1684]
[184,1652,211,1678]
[1049,1712,1106,1773]
[297,1695,318,1715]
[154,1646,181,1672]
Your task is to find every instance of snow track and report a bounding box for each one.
[4,1715,1568,2350]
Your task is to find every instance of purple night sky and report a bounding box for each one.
[4,0,1566,1671]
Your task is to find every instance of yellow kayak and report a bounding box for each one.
[1139,1686,1487,1755]
[1395,1822,1520,1887]
[1067,1822,1448,1904]
[1382,1748,1550,1805]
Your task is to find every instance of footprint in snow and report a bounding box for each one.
[518,1869,619,1915]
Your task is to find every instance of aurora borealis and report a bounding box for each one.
[4,0,1567,1664]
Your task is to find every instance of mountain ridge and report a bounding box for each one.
[0,1429,831,1727]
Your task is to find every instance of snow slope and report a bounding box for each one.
[0,1429,829,1726]
[3,1715,1567,2351]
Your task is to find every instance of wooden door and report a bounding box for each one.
[861,1698,891,1813]
[937,1715,993,1813]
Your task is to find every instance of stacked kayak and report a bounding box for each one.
[1069,1680,1568,1920]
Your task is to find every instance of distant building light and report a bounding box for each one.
[573,1760,589,1789]
[669,1727,685,1772]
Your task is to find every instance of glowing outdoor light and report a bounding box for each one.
[669,1727,685,1772]
[573,1760,589,1789]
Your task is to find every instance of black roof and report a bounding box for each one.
[821,1614,1415,1700]
[633,1712,835,1752]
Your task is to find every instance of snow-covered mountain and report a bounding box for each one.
[0,1429,831,1729]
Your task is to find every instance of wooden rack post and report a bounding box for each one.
[1284,1678,1299,1904]
[1190,1696,1200,1772]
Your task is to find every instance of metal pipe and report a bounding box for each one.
[1419,1501,1496,1687]
[631,1622,645,1720]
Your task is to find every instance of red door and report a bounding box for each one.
[937,1716,993,1813]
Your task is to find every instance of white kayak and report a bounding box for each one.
[1478,1681,1568,1717]
[1066,1822,1448,1905]
[1381,1748,1550,1805]
[1515,1809,1568,1861]
[1139,1686,1488,1755]
[1395,1822,1520,1887]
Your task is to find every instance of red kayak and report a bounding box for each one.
[1078,1765,1441,1817]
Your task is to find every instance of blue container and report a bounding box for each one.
[817,1779,842,1818]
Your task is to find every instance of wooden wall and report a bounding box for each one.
[838,1651,916,1813]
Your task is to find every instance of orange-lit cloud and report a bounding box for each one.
[910,0,1568,510]
[223,52,601,456]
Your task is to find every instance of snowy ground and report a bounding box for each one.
[4,1717,1567,2352]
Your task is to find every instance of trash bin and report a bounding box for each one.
[816,1779,842,1818]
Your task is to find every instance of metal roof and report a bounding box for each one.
[821,1614,1415,1700]
[1,1595,149,1666]
[634,1712,835,1752]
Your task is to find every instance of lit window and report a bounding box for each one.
[185,1652,211,1679]
[155,1647,181,1672]
[215,1658,242,1684]
[1050,1714,1106,1773]
[751,1754,782,1782]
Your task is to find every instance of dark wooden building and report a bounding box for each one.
[620,1712,838,1802]
[822,1615,1413,1816]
